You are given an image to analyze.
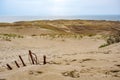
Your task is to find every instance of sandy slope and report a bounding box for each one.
[0,36,120,80]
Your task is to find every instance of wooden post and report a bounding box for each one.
[19,55,26,66]
[29,50,34,64]
[6,64,12,70]
[15,61,20,68]
[43,55,46,65]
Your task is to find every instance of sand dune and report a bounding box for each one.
[0,36,120,80]
[0,20,120,80]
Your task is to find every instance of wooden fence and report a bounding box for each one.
[6,50,47,70]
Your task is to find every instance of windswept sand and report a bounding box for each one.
[0,36,120,80]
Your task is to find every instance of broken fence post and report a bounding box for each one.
[6,64,12,70]
[15,61,20,68]
[32,53,38,64]
[29,50,35,64]
[19,55,26,66]
[43,55,46,65]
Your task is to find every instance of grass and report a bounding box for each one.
[39,33,83,39]
[99,33,120,48]
[37,24,66,33]
[0,20,120,42]
[0,33,24,41]
[39,33,99,40]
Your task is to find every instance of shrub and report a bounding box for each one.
[99,33,120,48]
[107,34,120,45]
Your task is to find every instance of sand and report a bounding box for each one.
[0,36,120,80]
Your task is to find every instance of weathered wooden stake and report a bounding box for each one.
[19,55,26,66]
[43,55,46,65]
[15,61,20,68]
[6,64,12,70]
[29,50,34,64]
[32,53,38,64]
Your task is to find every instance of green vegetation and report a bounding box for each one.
[99,33,120,48]
[107,34,120,45]
[0,33,24,41]
[39,33,83,39]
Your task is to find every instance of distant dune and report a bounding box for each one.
[0,20,120,36]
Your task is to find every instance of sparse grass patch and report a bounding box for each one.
[99,33,120,48]
[0,33,24,41]
[39,33,84,39]
[15,27,23,29]
[37,24,65,33]
[107,34,120,45]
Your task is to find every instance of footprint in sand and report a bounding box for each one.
[28,70,43,76]
[62,70,80,78]
[79,58,96,63]
[109,69,120,77]
[102,69,120,78]
[115,64,120,68]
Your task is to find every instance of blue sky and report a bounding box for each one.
[0,0,120,16]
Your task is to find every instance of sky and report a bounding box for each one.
[0,0,120,16]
